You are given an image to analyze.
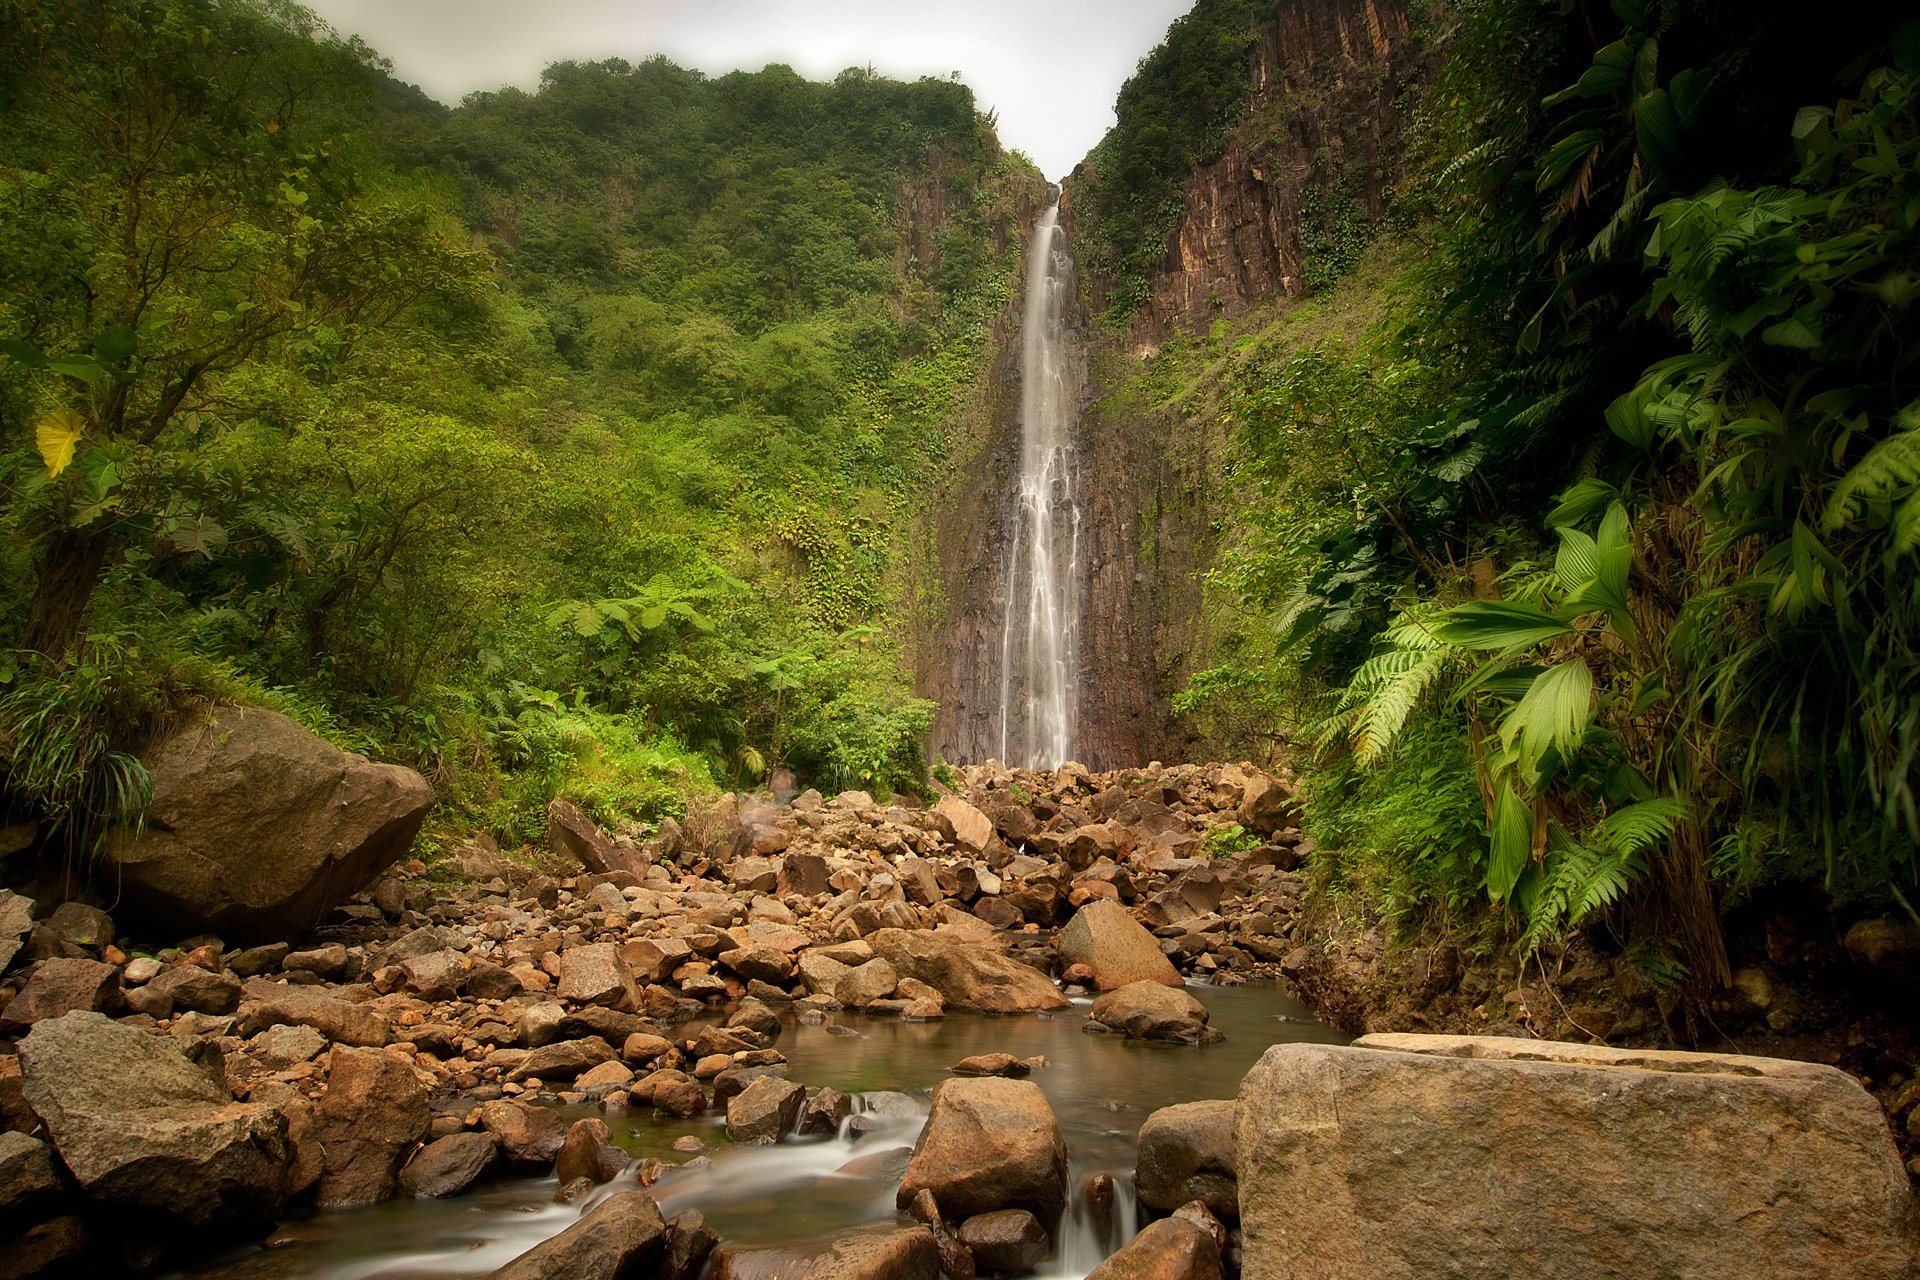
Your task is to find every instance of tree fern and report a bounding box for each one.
[1825,427,1920,529]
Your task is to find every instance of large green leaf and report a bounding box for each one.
[1487,782,1533,903]
[1502,659,1595,777]
[1432,601,1574,649]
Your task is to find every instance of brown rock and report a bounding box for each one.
[557,943,637,1010]
[898,1076,1068,1227]
[727,1076,807,1145]
[148,963,244,1014]
[315,1044,430,1207]
[488,1189,666,1279]
[1135,1100,1237,1221]
[0,1130,60,1219]
[399,1131,497,1198]
[238,977,390,1047]
[479,1099,567,1171]
[1088,982,1215,1043]
[952,1052,1029,1077]
[869,930,1068,1014]
[1237,1035,1920,1280]
[777,852,831,898]
[709,1224,940,1280]
[554,1117,629,1185]
[547,797,648,876]
[507,1036,617,1082]
[0,957,120,1028]
[957,1209,1049,1275]
[1085,1218,1222,1280]
[1058,900,1181,990]
[1235,772,1298,837]
[934,797,995,854]
[104,706,433,942]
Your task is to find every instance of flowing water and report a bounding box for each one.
[997,201,1083,770]
[185,982,1343,1279]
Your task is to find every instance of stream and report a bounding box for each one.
[186,981,1344,1279]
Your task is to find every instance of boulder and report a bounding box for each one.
[399,1131,497,1198]
[557,943,637,1010]
[238,977,389,1046]
[869,930,1069,1014]
[1057,901,1180,990]
[1235,771,1298,837]
[727,1076,807,1145]
[508,1036,618,1083]
[1088,982,1216,1043]
[1135,1100,1236,1220]
[957,1209,1049,1274]
[709,1224,940,1280]
[778,852,831,898]
[148,963,243,1015]
[489,1189,667,1280]
[315,1044,430,1207]
[897,1077,1067,1227]
[1236,1035,1920,1280]
[1085,1218,1223,1280]
[18,1011,290,1225]
[0,1130,60,1218]
[554,1118,629,1185]
[103,706,433,942]
[547,798,648,877]
[934,797,995,854]
[0,889,31,973]
[479,1099,566,1171]
[0,957,120,1028]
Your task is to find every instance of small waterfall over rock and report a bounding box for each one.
[996,202,1083,769]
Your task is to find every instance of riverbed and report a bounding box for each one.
[185,981,1343,1279]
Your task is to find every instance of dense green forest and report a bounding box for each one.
[3,0,1916,1007]
[0,0,1039,853]
[1102,0,1920,998]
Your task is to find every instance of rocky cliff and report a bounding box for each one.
[1069,0,1424,348]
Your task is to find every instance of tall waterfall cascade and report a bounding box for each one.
[996,202,1083,769]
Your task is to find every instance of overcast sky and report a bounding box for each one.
[300,0,1197,180]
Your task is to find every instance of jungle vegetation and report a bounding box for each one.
[0,0,1039,853]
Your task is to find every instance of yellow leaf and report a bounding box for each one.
[34,407,85,477]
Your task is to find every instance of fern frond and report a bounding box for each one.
[1826,428,1920,529]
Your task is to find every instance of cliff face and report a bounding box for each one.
[1069,0,1423,347]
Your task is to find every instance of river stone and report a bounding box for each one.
[103,706,433,942]
[248,1022,328,1067]
[547,798,649,877]
[25,901,114,960]
[507,1036,617,1082]
[148,963,244,1015]
[709,1223,940,1280]
[727,1076,806,1145]
[399,1131,497,1198]
[18,1011,290,1225]
[1088,982,1216,1043]
[401,948,466,1000]
[868,929,1069,1014]
[0,890,34,973]
[489,1189,667,1279]
[801,1086,854,1136]
[283,942,351,979]
[952,1052,1029,1078]
[0,957,120,1028]
[479,1099,566,1171]
[897,1077,1068,1227]
[238,977,390,1046]
[933,797,995,854]
[315,1044,430,1207]
[957,1209,1049,1274]
[718,945,794,984]
[664,1208,720,1280]
[1135,1100,1237,1221]
[0,1130,60,1217]
[1086,1218,1223,1280]
[1058,900,1181,990]
[554,1117,629,1185]
[1236,1035,1920,1279]
[557,943,637,1010]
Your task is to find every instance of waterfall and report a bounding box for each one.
[996,201,1082,769]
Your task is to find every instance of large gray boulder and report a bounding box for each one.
[897,1077,1067,1228]
[1057,900,1180,990]
[869,929,1069,1014]
[1236,1034,1920,1279]
[105,706,433,942]
[18,1011,290,1225]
